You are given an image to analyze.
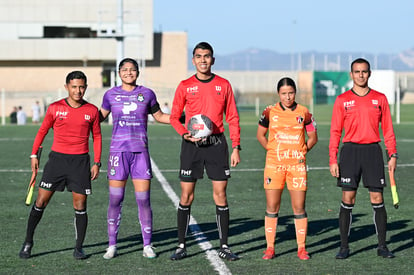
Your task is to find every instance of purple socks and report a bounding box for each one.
[107,186,125,246]
[107,187,153,247]
[135,191,153,246]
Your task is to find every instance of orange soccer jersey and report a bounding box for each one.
[259,102,315,190]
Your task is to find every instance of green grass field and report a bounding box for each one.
[1,105,413,274]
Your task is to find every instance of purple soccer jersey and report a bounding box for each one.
[102,85,158,152]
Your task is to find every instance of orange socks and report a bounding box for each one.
[264,213,278,248]
[294,214,308,249]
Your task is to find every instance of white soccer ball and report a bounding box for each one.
[187,114,213,138]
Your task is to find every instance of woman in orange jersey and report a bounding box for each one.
[257,77,318,260]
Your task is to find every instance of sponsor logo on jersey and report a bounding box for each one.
[84,114,91,121]
[272,115,279,122]
[118,121,141,127]
[122,102,137,114]
[372,99,378,105]
[215,86,222,91]
[186,86,199,93]
[56,111,68,119]
[275,133,300,141]
[344,100,356,109]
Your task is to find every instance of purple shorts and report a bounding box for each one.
[107,151,152,181]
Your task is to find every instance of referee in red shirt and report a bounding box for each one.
[329,58,397,259]
[19,71,102,260]
[169,42,241,261]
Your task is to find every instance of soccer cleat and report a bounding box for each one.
[19,242,33,259]
[218,245,239,261]
[143,245,157,258]
[297,248,310,260]
[377,246,395,258]
[335,247,350,259]
[103,245,117,260]
[262,247,275,260]
[73,248,87,260]
[170,245,187,261]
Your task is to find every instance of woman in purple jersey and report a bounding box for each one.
[99,58,170,259]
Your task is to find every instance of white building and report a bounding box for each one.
[0,0,187,120]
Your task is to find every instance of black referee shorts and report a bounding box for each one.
[337,142,386,192]
[179,133,230,182]
[39,151,92,195]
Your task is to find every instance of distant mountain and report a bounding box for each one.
[189,48,414,71]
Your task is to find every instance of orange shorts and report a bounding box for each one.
[263,156,308,191]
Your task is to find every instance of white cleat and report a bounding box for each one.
[103,245,117,259]
[143,245,157,258]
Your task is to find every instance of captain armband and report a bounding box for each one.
[305,115,317,132]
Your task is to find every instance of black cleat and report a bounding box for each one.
[218,245,239,261]
[73,248,88,260]
[19,242,33,259]
[170,246,187,261]
[335,247,350,259]
[377,246,395,258]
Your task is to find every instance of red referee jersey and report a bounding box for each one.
[329,89,397,164]
[31,99,102,163]
[170,74,240,147]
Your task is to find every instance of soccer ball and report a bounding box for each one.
[187,114,213,138]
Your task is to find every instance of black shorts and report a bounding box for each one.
[337,142,385,192]
[179,133,230,182]
[39,151,92,195]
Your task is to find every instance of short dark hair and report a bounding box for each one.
[118,58,139,71]
[277,77,296,93]
[351,58,371,72]
[192,42,214,56]
[66,71,87,84]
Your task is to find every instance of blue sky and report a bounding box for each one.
[154,0,413,55]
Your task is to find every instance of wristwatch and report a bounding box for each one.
[94,162,102,167]
[233,145,242,151]
[390,153,399,160]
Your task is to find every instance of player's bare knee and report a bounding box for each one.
[293,209,306,216]
[213,193,227,205]
[180,194,194,205]
[35,200,48,208]
[369,193,383,204]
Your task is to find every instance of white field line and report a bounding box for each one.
[150,158,232,275]
[2,163,414,173]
